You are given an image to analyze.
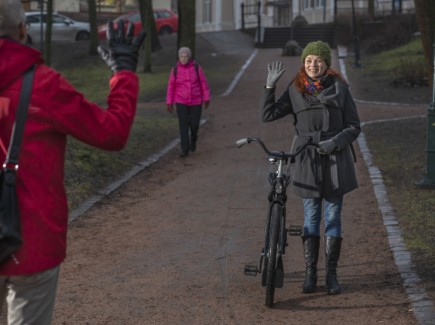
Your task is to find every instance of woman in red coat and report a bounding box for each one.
[0,1,145,323]
[166,47,211,157]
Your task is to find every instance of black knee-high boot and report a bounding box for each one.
[302,235,320,293]
[325,236,342,295]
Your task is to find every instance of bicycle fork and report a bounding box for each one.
[244,159,302,278]
[244,204,302,278]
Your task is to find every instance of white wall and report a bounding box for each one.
[55,0,80,12]
[29,0,80,12]
[153,0,172,9]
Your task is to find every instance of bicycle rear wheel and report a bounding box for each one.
[265,203,281,307]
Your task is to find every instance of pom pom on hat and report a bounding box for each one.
[178,47,192,58]
[301,41,331,66]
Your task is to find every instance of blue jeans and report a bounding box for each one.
[303,196,343,237]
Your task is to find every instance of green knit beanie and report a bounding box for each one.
[301,41,331,66]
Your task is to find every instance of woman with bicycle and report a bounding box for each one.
[260,41,360,295]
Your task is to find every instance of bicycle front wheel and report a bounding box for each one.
[265,203,281,307]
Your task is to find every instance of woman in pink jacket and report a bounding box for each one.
[166,47,211,157]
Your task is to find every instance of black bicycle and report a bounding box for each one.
[236,136,317,307]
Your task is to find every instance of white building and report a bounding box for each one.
[22,0,415,33]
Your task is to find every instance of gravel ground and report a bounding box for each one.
[48,33,431,324]
[9,32,433,324]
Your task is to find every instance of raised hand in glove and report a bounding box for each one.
[266,61,285,88]
[317,140,337,155]
[98,20,146,73]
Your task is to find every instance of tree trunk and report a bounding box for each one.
[367,0,375,19]
[414,0,435,88]
[138,0,154,73]
[177,0,196,59]
[115,0,124,13]
[43,0,53,66]
[88,0,99,55]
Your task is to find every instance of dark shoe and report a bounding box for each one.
[190,141,196,152]
[179,151,189,157]
[190,137,197,152]
[325,236,342,295]
[302,235,320,293]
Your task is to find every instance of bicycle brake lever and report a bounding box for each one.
[236,138,249,148]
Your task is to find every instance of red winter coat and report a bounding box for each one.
[0,37,139,275]
[166,60,211,106]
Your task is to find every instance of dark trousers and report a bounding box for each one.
[176,103,202,153]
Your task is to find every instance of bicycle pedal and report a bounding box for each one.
[288,225,302,236]
[244,264,259,276]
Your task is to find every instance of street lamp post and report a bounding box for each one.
[417,41,435,188]
[351,0,361,67]
[38,0,44,53]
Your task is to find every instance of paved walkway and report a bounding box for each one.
[62,42,435,324]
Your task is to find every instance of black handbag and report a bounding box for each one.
[0,65,35,264]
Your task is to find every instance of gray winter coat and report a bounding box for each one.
[261,75,360,198]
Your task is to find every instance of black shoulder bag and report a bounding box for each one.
[0,65,35,264]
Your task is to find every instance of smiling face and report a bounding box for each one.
[304,55,328,80]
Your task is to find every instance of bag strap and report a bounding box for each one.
[173,62,200,79]
[4,65,36,169]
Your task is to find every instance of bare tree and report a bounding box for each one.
[414,0,435,87]
[88,0,99,55]
[43,0,53,65]
[177,0,195,58]
[115,0,124,13]
[367,0,375,18]
[137,0,156,73]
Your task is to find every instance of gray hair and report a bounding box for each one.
[0,0,26,37]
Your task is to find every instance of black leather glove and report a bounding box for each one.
[317,140,337,155]
[266,61,285,88]
[98,20,146,73]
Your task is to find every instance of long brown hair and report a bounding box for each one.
[291,66,348,94]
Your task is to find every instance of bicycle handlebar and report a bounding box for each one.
[236,137,318,159]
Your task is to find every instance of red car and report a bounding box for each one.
[98,8,178,39]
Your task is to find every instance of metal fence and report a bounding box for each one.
[335,0,415,16]
[241,1,261,29]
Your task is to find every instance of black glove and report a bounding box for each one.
[266,61,285,88]
[98,20,146,73]
[317,140,337,155]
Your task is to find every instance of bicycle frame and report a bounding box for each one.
[262,157,289,269]
[237,136,317,307]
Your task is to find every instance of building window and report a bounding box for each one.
[203,0,212,24]
[305,0,314,9]
[244,0,258,15]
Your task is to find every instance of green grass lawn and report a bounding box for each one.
[58,55,179,210]
[346,36,431,104]
[347,36,435,293]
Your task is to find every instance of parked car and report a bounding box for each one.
[25,12,90,44]
[98,8,178,40]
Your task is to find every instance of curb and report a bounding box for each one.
[340,55,435,325]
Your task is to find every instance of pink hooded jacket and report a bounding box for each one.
[166,60,211,106]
